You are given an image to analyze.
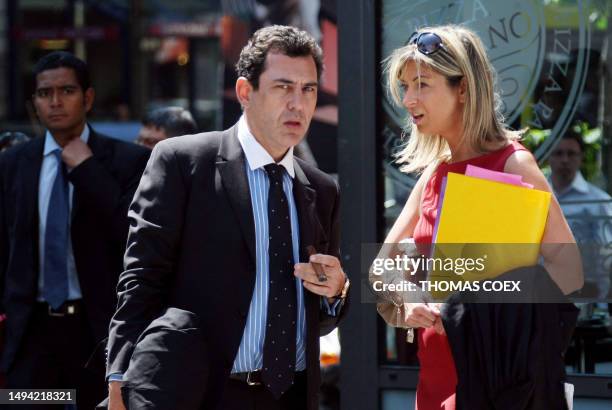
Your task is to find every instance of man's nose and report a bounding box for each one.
[288,90,305,112]
[49,90,62,107]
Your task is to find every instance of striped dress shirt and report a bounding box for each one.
[232,115,307,372]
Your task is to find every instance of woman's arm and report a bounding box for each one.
[375,168,443,333]
[504,150,584,294]
[385,168,428,243]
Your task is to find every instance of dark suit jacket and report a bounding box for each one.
[0,127,150,372]
[442,265,579,410]
[106,124,346,410]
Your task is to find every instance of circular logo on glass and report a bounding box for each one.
[382,0,590,193]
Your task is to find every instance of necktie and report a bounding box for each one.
[43,149,69,309]
[262,164,297,398]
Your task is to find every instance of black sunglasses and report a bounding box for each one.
[406,32,445,55]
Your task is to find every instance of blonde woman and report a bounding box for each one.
[380,25,582,409]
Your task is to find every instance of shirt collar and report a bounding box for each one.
[551,171,590,197]
[236,115,295,178]
[569,171,590,194]
[43,124,90,156]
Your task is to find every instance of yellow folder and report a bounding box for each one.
[429,172,551,298]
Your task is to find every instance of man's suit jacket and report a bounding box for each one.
[106,124,346,410]
[0,128,150,372]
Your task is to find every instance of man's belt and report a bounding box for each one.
[229,369,306,386]
[37,300,83,317]
[229,370,263,386]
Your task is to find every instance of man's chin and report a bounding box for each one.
[283,133,305,147]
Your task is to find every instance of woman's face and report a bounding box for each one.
[400,61,465,141]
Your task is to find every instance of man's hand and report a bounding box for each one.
[108,381,126,410]
[294,254,346,303]
[62,137,93,169]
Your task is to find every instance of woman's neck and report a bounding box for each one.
[444,133,508,164]
[445,135,479,164]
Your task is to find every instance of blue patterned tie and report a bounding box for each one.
[43,149,69,309]
[261,164,297,399]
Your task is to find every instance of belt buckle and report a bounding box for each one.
[48,305,66,317]
[246,371,261,386]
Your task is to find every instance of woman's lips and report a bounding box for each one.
[412,114,424,125]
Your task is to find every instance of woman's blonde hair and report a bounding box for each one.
[384,25,521,173]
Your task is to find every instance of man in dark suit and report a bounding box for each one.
[0,51,149,409]
[106,25,349,410]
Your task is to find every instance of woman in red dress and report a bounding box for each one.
[377,25,583,409]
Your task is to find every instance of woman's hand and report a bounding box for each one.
[403,303,444,334]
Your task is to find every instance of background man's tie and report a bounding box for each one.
[43,149,70,309]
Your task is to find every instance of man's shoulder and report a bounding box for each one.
[92,131,150,158]
[154,129,227,159]
[586,181,612,201]
[295,157,339,194]
[0,137,41,165]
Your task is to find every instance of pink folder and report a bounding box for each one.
[465,164,533,188]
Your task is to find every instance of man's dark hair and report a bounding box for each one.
[562,127,585,153]
[33,51,91,91]
[143,107,198,138]
[235,25,323,89]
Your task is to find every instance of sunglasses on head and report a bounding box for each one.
[406,32,445,55]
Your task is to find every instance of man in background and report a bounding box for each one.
[136,106,197,149]
[549,129,612,301]
[0,51,149,409]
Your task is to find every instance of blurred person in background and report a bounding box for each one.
[136,106,197,149]
[0,132,30,152]
[549,129,612,302]
[0,51,149,409]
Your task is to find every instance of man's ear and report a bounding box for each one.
[84,87,95,113]
[458,77,467,104]
[235,77,253,109]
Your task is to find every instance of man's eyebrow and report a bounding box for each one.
[273,78,319,87]
[36,84,78,91]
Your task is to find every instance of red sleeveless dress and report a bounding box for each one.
[412,141,528,410]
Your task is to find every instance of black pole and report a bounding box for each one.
[338,0,381,409]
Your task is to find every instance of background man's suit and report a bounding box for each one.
[106,124,345,410]
[0,128,149,407]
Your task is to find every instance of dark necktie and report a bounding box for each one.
[43,149,69,309]
[262,164,297,399]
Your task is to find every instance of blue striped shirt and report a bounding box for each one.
[232,116,306,372]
